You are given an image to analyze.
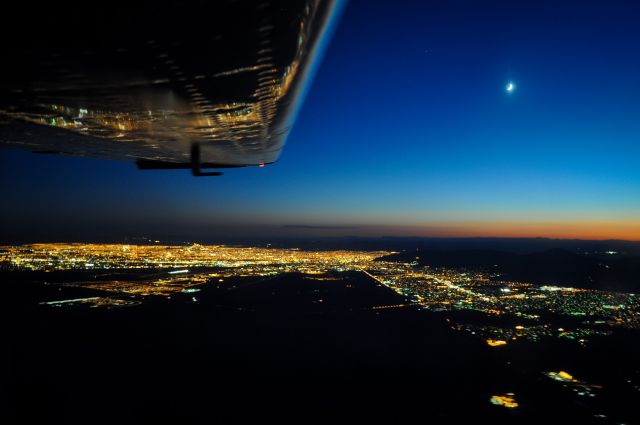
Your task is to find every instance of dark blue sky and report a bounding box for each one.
[2,0,640,241]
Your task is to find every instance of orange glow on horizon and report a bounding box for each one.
[412,220,640,241]
[295,219,640,241]
[401,221,640,240]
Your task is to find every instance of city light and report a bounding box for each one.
[490,394,518,408]
[2,243,638,345]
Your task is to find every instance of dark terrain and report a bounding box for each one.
[6,269,640,425]
[379,248,640,292]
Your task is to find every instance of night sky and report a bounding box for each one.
[2,0,640,242]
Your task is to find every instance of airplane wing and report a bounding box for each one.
[0,0,343,175]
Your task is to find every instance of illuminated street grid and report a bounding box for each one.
[367,262,640,346]
[0,243,388,273]
[2,243,639,346]
[1,243,390,305]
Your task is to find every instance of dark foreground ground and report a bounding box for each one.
[5,270,640,425]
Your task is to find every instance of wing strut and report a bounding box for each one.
[135,143,224,177]
[190,144,223,177]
